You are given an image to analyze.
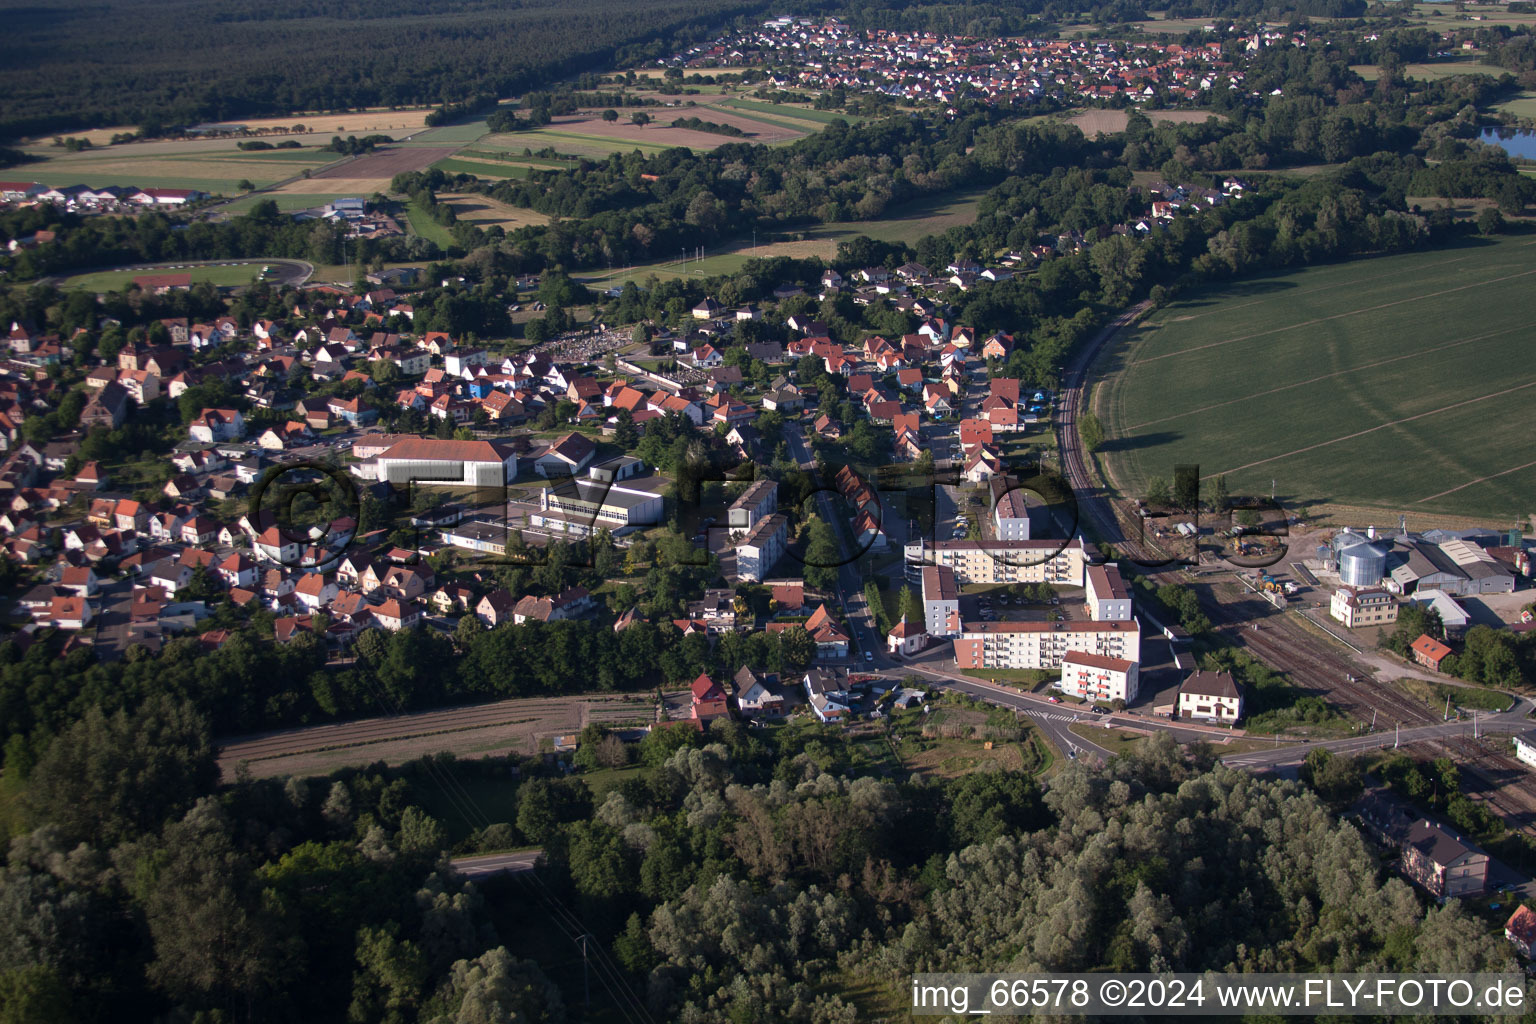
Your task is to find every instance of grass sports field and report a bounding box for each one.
[1095,236,1536,521]
[61,262,269,291]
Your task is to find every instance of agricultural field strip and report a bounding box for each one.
[1099,239,1536,516]
[1418,459,1536,503]
[714,100,832,131]
[1126,322,1527,430]
[1207,379,1536,479]
[431,159,533,179]
[715,97,850,124]
[1130,263,1536,366]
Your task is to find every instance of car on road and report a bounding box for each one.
[1090,706,1107,715]
[863,651,874,662]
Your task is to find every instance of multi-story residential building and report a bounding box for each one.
[907,537,1088,587]
[728,479,778,531]
[734,513,787,582]
[1059,650,1139,704]
[921,565,960,638]
[953,618,1139,670]
[1085,563,1132,621]
[1177,670,1243,722]
[1329,586,1399,628]
[1401,818,1488,898]
[989,476,1031,541]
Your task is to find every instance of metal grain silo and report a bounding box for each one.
[1334,531,1388,587]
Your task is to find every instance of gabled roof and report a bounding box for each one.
[691,672,725,702]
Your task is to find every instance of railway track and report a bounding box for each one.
[1056,303,1443,733]
[1429,735,1536,838]
[216,694,651,765]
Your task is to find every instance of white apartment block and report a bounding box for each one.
[728,479,778,531]
[990,477,1032,541]
[1085,563,1132,621]
[921,565,961,638]
[907,537,1088,587]
[735,513,788,582]
[953,618,1140,670]
[1059,650,1139,704]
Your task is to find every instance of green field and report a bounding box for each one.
[1495,91,1536,119]
[430,158,535,179]
[485,128,672,157]
[1095,236,1536,520]
[1351,56,1496,82]
[572,184,991,287]
[723,98,850,124]
[61,262,269,291]
[806,186,990,246]
[404,198,457,248]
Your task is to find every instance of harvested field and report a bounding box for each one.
[309,145,459,180]
[1068,108,1225,135]
[274,177,392,195]
[200,109,435,136]
[439,193,550,230]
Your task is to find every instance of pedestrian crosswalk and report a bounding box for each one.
[1023,708,1082,724]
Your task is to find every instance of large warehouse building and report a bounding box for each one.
[533,478,665,536]
[360,438,520,488]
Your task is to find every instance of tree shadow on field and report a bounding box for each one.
[1098,430,1182,453]
[1170,279,1296,309]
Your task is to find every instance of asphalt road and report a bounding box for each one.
[449,849,541,878]
[1222,698,1536,770]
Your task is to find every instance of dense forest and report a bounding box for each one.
[0,683,1519,1022]
[0,0,766,139]
[544,728,1516,1020]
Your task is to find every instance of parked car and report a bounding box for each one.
[1048,696,1061,703]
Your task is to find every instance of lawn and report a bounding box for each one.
[1070,723,1147,755]
[405,197,457,249]
[571,184,989,286]
[1399,676,1515,713]
[1094,235,1536,520]
[61,262,267,291]
[438,192,550,231]
[1495,91,1536,119]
